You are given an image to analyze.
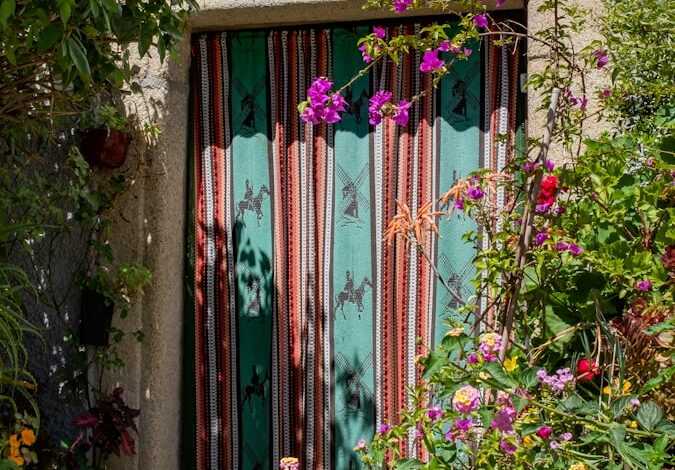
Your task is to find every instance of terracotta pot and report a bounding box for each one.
[79,286,114,346]
[80,128,131,169]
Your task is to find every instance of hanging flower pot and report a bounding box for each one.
[80,127,131,169]
[79,285,114,346]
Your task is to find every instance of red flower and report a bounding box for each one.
[576,358,599,382]
[537,175,559,206]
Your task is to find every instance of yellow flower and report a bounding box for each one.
[602,385,613,396]
[569,464,587,470]
[8,434,20,449]
[504,356,519,372]
[20,429,36,446]
[480,332,500,348]
[629,420,638,429]
[603,379,633,397]
[447,327,464,337]
[522,435,535,448]
[622,380,632,394]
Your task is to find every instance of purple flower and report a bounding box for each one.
[491,407,516,433]
[368,90,393,125]
[537,368,575,393]
[393,100,411,126]
[420,49,445,73]
[455,418,473,432]
[523,160,537,173]
[467,351,478,364]
[630,398,641,408]
[463,47,473,57]
[593,49,609,69]
[301,78,348,125]
[438,40,451,52]
[567,243,583,256]
[636,279,652,292]
[427,406,443,422]
[466,186,484,200]
[535,203,552,214]
[534,231,549,246]
[473,14,489,29]
[536,426,553,440]
[454,197,464,211]
[544,159,555,172]
[478,332,501,362]
[550,440,560,450]
[500,439,517,454]
[359,43,374,63]
[377,423,392,434]
[373,26,386,39]
[560,432,573,442]
[393,0,413,12]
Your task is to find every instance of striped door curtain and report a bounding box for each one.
[186,22,522,470]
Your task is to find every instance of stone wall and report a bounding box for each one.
[112,1,603,469]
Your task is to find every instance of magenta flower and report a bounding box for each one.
[454,197,465,211]
[537,368,574,393]
[473,14,489,29]
[427,406,443,422]
[466,351,478,364]
[523,160,537,172]
[453,385,480,414]
[463,47,473,57]
[377,423,392,434]
[500,439,517,454]
[536,426,553,440]
[359,43,374,63]
[534,231,549,246]
[301,78,348,125]
[420,49,445,73]
[393,100,411,126]
[567,243,583,256]
[491,406,516,433]
[636,279,652,292]
[393,0,413,12]
[373,26,386,39]
[368,90,393,125]
[593,49,609,69]
[466,186,484,200]
[455,418,473,432]
[544,159,555,172]
[438,40,451,52]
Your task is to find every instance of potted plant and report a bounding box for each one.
[79,105,131,169]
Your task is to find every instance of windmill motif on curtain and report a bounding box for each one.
[187,24,520,470]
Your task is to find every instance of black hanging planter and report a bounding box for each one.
[80,128,131,169]
[79,286,114,346]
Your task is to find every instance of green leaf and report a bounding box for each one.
[636,401,663,431]
[395,459,423,469]
[422,350,448,379]
[484,362,517,389]
[0,0,15,29]
[67,37,91,82]
[57,0,73,24]
[641,363,675,393]
[37,23,64,51]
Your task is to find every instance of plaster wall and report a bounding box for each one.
[112,1,604,469]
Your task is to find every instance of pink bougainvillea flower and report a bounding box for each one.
[301,78,348,125]
[368,90,393,125]
[377,423,392,434]
[373,25,386,39]
[427,406,443,422]
[438,40,451,52]
[359,43,374,63]
[536,426,553,440]
[453,385,480,414]
[393,0,413,12]
[592,48,609,69]
[534,231,549,246]
[500,439,517,454]
[473,14,489,29]
[420,49,445,73]
[466,185,484,200]
[393,100,411,126]
[636,279,652,292]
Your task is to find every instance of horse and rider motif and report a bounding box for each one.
[335,271,372,319]
[237,179,270,225]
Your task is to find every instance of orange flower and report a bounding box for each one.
[9,447,24,466]
[20,428,36,446]
[8,434,20,449]
[384,200,442,246]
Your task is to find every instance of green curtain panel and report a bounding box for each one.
[186,24,521,470]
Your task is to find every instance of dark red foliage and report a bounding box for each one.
[72,387,140,458]
[662,245,675,276]
[537,175,559,206]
